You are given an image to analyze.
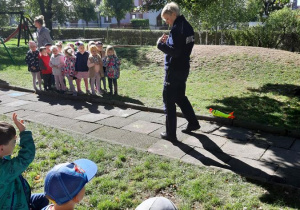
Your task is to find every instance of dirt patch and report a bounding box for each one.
[147,45,300,68]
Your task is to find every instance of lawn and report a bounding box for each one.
[1,39,300,130]
[1,114,300,210]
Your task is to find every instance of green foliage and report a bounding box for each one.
[228,7,300,51]
[130,19,149,29]
[99,0,134,26]
[73,0,97,26]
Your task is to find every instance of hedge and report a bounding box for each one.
[1,27,299,51]
[130,19,150,29]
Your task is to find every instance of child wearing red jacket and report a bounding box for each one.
[39,47,53,91]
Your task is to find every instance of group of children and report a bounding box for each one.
[25,40,121,96]
[0,114,178,210]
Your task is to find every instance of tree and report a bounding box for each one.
[25,0,71,36]
[0,0,25,27]
[99,0,134,27]
[73,0,97,26]
[247,0,291,20]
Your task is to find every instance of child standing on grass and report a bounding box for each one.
[87,45,103,95]
[96,41,107,92]
[0,113,49,210]
[25,41,42,91]
[75,41,90,94]
[49,46,66,93]
[63,46,77,96]
[39,47,53,91]
[103,45,121,95]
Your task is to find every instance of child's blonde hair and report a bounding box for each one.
[50,46,58,52]
[28,41,37,47]
[55,41,63,49]
[89,45,98,54]
[63,46,73,57]
[105,45,117,56]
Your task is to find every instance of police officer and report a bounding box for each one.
[157,2,200,142]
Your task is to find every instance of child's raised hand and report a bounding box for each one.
[12,113,25,132]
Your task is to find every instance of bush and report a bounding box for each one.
[130,19,149,29]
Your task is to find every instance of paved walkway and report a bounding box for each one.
[1,88,300,188]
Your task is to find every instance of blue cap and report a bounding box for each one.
[44,159,97,205]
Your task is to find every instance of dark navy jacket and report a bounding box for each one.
[157,15,194,83]
[75,51,89,72]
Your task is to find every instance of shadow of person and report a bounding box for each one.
[171,132,300,208]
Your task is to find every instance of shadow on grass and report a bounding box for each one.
[207,83,300,130]
[173,132,300,208]
[115,47,152,67]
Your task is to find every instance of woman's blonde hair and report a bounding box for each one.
[161,2,180,18]
[55,41,63,49]
[105,45,116,56]
[34,15,44,26]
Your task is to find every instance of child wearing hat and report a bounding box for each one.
[0,113,49,210]
[42,159,97,210]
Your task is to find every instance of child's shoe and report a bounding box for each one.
[72,92,77,96]
[86,90,91,95]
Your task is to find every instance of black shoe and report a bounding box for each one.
[160,132,178,142]
[181,124,200,133]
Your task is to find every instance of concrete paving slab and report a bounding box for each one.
[115,132,159,150]
[0,106,21,114]
[150,115,187,128]
[221,141,268,160]
[5,109,37,118]
[53,107,90,119]
[212,126,253,142]
[227,157,278,180]
[49,117,79,129]
[101,107,140,118]
[0,95,20,104]
[127,111,164,123]
[7,92,30,98]
[25,112,56,124]
[290,140,300,153]
[96,116,136,128]
[14,93,40,102]
[21,102,51,112]
[88,126,130,142]
[122,120,162,134]
[75,113,111,122]
[42,104,70,114]
[272,167,300,188]
[3,100,32,107]
[148,126,191,142]
[65,121,103,134]
[261,146,300,169]
[197,121,221,133]
[251,133,295,149]
[148,140,193,159]
[182,133,228,151]
[181,147,231,167]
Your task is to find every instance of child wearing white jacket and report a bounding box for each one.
[49,46,66,93]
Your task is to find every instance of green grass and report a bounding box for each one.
[1,39,300,130]
[1,114,300,209]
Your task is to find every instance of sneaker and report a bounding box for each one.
[92,92,96,95]
[181,123,201,133]
[86,90,91,95]
[78,90,84,95]
[72,92,77,96]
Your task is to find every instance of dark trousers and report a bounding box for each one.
[30,193,49,210]
[163,81,199,138]
[42,74,52,90]
[108,78,117,93]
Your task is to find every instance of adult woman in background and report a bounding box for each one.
[34,15,53,48]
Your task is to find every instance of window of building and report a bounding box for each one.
[131,14,136,19]
[104,16,111,23]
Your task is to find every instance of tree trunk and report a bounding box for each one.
[117,19,121,28]
[86,20,89,26]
